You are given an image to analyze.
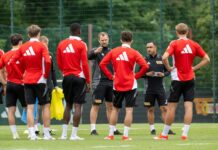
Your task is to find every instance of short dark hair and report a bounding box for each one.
[10,33,23,46]
[70,23,81,35]
[121,31,132,42]
[146,41,157,47]
[27,24,41,37]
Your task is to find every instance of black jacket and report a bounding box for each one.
[143,54,170,92]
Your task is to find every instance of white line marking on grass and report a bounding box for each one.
[177,143,214,146]
[13,149,43,150]
[92,145,133,149]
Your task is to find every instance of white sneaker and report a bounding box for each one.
[30,135,42,140]
[59,135,67,140]
[13,133,20,140]
[43,135,55,140]
[70,136,84,141]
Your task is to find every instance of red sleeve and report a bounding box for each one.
[134,51,149,79]
[195,42,206,58]
[166,41,175,56]
[56,43,63,71]
[42,45,51,79]
[81,42,90,84]
[99,51,113,80]
[0,55,5,69]
[0,50,4,58]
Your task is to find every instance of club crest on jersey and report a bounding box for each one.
[116,51,129,61]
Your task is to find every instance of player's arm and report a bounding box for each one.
[162,41,175,72]
[88,47,102,60]
[139,57,152,78]
[193,44,210,71]
[81,43,91,85]
[42,45,51,79]
[135,52,149,79]
[99,51,113,80]
[163,65,170,77]
[162,52,172,72]
[193,54,210,71]
[0,57,7,85]
[51,57,58,87]
[56,44,63,72]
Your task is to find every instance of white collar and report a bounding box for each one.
[69,36,81,40]
[178,37,188,40]
[122,43,131,48]
[29,38,39,42]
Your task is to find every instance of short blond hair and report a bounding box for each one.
[98,32,108,40]
[27,24,41,37]
[175,23,189,35]
[39,35,49,43]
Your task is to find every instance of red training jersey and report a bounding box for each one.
[0,50,24,84]
[10,38,51,84]
[0,49,4,58]
[56,36,90,84]
[100,44,149,92]
[167,37,206,81]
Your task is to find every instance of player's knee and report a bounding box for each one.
[160,106,167,113]
[147,107,154,113]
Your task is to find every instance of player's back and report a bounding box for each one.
[15,40,50,84]
[57,36,87,77]
[1,50,24,84]
[168,38,206,81]
[110,44,141,91]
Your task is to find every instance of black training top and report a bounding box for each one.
[143,54,169,93]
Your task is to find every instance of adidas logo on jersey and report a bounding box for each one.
[23,46,36,56]
[181,44,192,54]
[116,51,129,61]
[63,44,75,53]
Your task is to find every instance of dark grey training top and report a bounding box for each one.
[88,47,113,88]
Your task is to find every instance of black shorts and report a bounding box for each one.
[6,82,26,108]
[113,89,137,108]
[168,79,195,103]
[24,83,48,105]
[93,84,113,105]
[144,91,167,107]
[45,88,53,103]
[62,75,86,105]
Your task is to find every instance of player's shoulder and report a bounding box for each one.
[169,40,177,45]
[5,50,13,56]
[131,48,141,55]
[59,38,68,44]
[187,39,200,47]
[0,49,4,55]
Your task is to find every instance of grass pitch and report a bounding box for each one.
[0,123,218,150]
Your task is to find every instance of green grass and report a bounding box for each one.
[0,123,218,150]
